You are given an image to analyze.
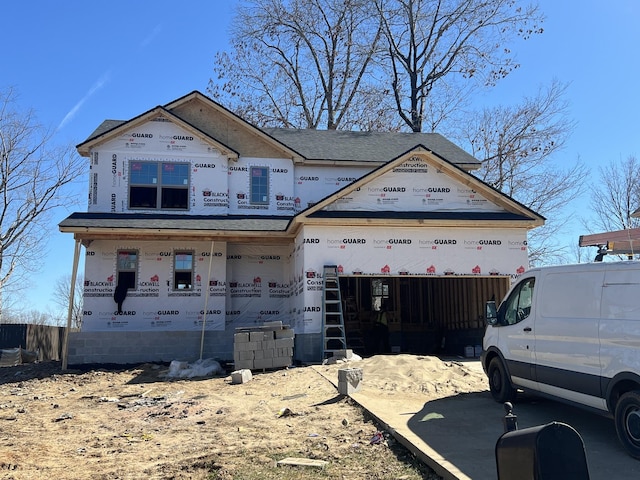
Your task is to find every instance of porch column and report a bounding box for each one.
[62,238,82,370]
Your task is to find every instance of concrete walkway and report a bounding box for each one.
[315,360,640,480]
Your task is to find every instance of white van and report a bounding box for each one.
[482,261,640,458]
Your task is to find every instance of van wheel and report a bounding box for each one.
[488,357,515,403]
[615,390,640,459]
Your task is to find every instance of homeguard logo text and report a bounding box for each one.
[304,238,320,244]
[464,239,502,246]
[413,187,451,193]
[373,238,412,245]
[327,238,367,245]
[388,238,412,244]
[430,187,449,193]
[200,251,224,257]
[200,309,222,315]
[159,134,194,141]
[272,168,288,173]
[368,186,407,193]
[260,310,280,315]
[419,239,457,246]
[157,310,179,315]
[304,306,321,312]
[131,133,153,138]
[194,163,215,168]
[299,176,319,181]
[229,166,248,172]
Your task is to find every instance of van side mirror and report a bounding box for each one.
[486,301,498,325]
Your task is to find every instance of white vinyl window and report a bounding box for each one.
[116,250,138,290]
[173,251,194,290]
[250,166,269,204]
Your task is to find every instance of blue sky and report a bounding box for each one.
[2,0,640,317]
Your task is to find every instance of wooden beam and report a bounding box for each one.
[579,227,640,246]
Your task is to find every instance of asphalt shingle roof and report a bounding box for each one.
[82,121,480,169]
[262,128,480,167]
[59,213,292,232]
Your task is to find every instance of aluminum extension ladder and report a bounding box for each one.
[321,265,347,359]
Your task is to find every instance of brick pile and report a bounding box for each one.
[233,321,294,370]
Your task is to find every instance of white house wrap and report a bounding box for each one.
[59,91,543,365]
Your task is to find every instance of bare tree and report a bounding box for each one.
[454,80,585,264]
[208,0,390,130]
[376,0,544,132]
[1,309,54,325]
[0,87,85,312]
[212,0,543,133]
[588,156,640,233]
[52,274,84,329]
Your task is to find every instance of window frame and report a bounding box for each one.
[500,277,535,325]
[128,160,190,210]
[250,166,269,205]
[173,250,194,291]
[116,249,138,291]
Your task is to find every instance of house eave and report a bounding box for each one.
[297,217,542,229]
[59,226,296,243]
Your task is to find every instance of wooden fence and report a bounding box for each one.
[0,324,65,362]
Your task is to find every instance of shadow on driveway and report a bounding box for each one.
[407,391,640,480]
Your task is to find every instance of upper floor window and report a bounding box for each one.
[129,161,189,210]
[250,166,269,204]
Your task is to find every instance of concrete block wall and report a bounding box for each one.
[66,329,321,366]
[66,329,236,365]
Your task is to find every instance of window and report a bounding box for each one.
[501,277,535,325]
[174,251,194,290]
[250,166,269,204]
[116,250,138,290]
[371,279,390,312]
[129,161,189,209]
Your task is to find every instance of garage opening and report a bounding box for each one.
[339,275,510,357]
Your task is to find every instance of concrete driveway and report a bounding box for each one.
[323,360,640,480]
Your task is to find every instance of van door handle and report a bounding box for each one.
[523,327,532,332]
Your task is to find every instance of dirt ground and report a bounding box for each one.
[0,354,488,480]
